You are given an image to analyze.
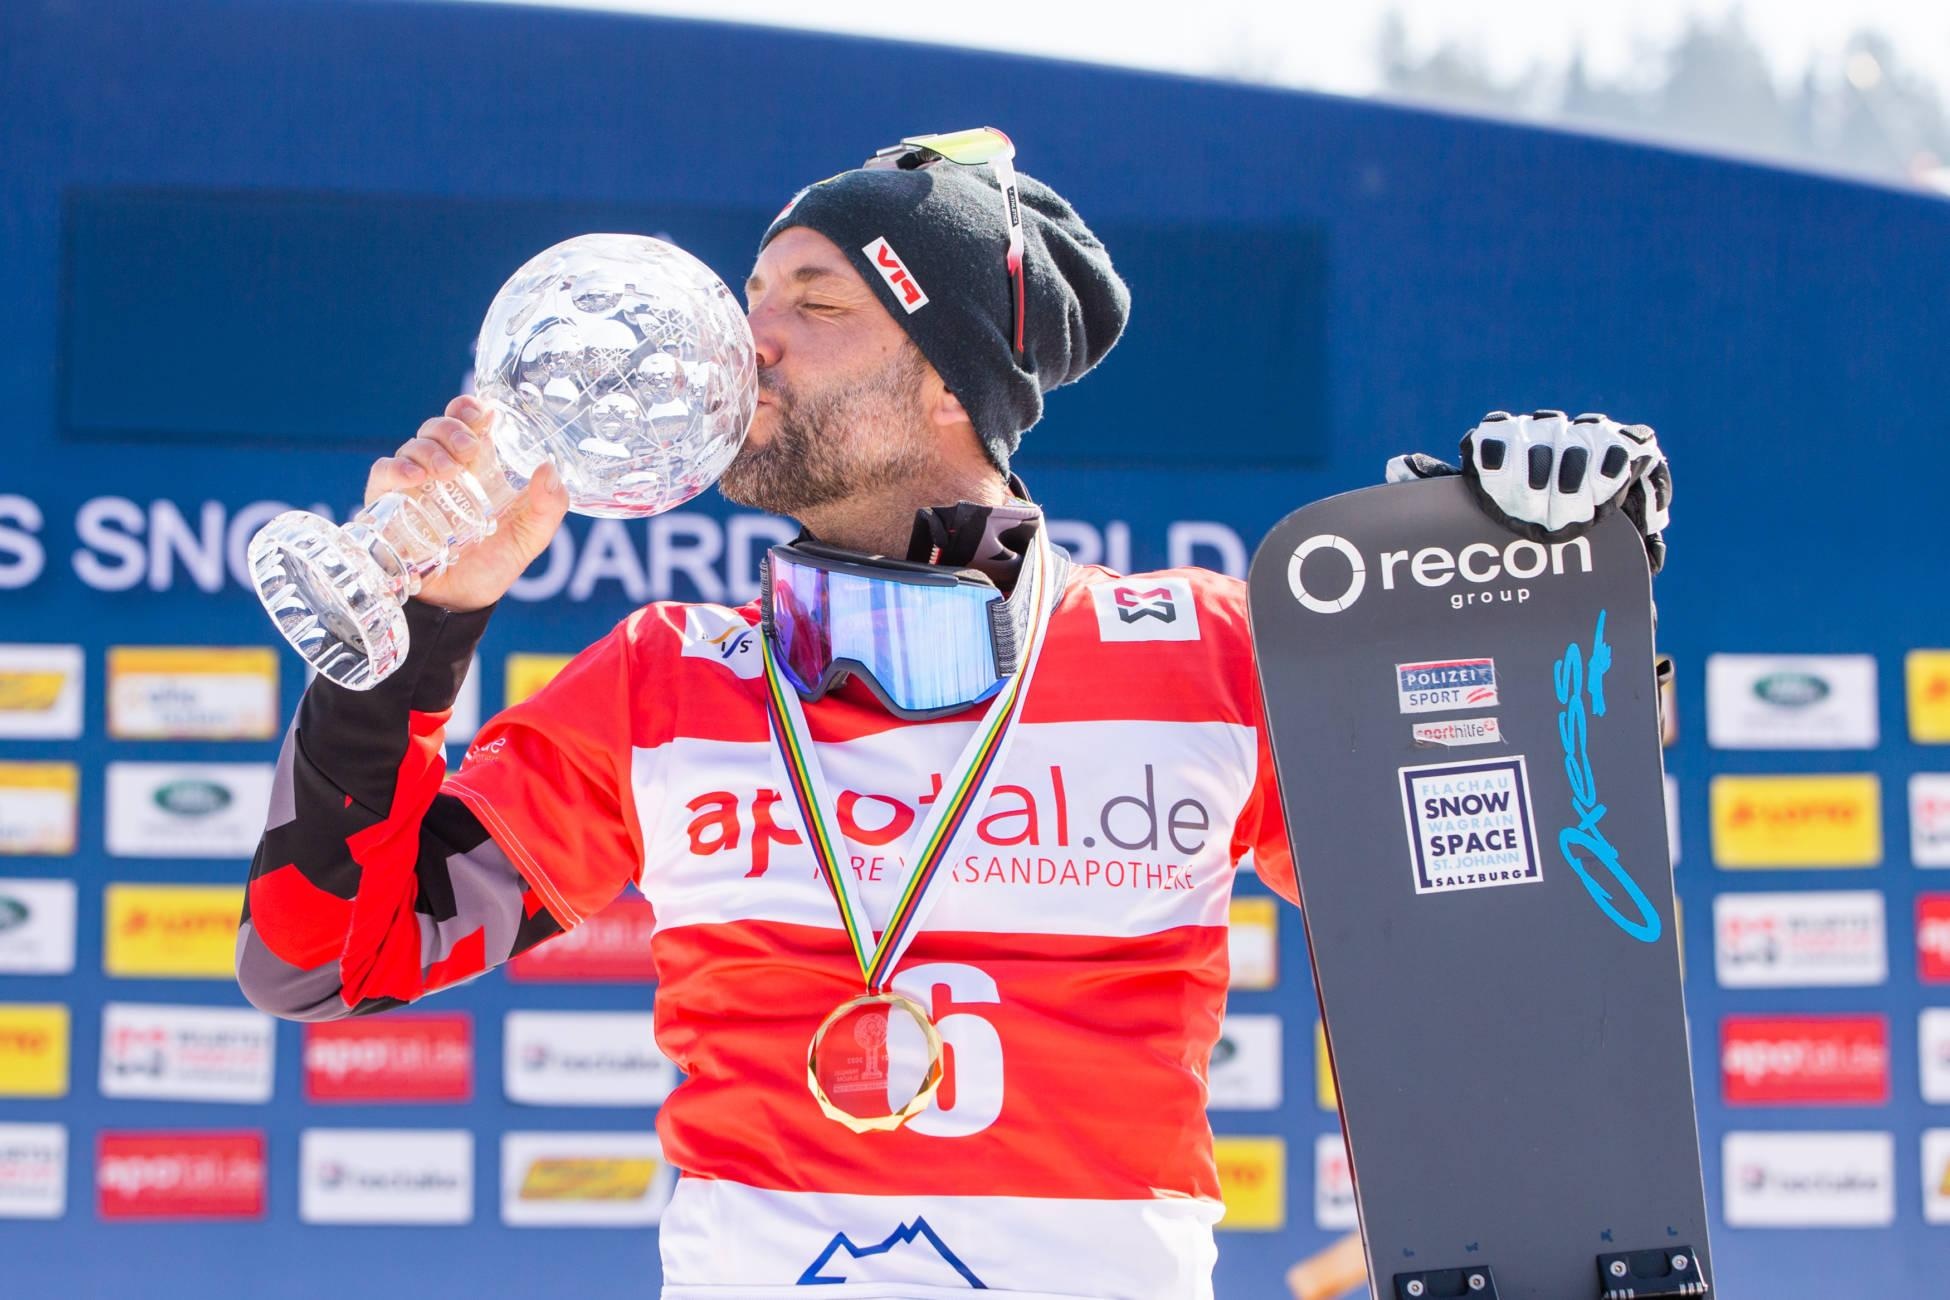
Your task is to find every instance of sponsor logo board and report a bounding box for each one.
[1710,774,1881,868]
[100,1003,275,1103]
[1398,756,1540,895]
[1212,1135,1285,1231]
[105,762,274,858]
[0,878,76,974]
[1314,1132,1356,1230]
[1705,654,1878,749]
[1660,659,1679,747]
[679,607,762,679]
[1927,1130,1950,1225]
[0,1004,69,1098]
[1909,650,1950,743]
[103,884,243,978]
[300,1129,473,1224]
[1395,657,1498,714]
[1920,895,1950,983]
[504,1011,674,1107]
[505,653,574,707]
[0,644,83,739]
[0,1123,65,1219]
[1720,1015,1888,1106]
[507,893,657,982]
[0,762,78,856]
[1921,1009,1950,1104]
[1713,891,1886,988]
[107,646,278,739]
[1665,773,1680,867]
[501,1131,672,1227]
[97,1131,265,1220]
[1227,897,1278,990]
[1912,774,1950,868]
[1090,579,1201,643]
[1206,1014,1282,1111]
[1721,1131,1893,1227]
[1315,1022,1337,1111]
[304,1015,472,1103]
[1410,716,1501,748]
[446,655,482,744]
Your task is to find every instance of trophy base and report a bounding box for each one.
[248,511,410,691]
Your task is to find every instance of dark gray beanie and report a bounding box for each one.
[761,160,1129,472]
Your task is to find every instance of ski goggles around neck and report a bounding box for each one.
[761,541,1028,721]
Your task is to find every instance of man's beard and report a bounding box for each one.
[717,343,935,518]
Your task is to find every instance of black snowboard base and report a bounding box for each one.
[1247,478,1711,1300]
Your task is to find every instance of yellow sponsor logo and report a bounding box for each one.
[1212,1135,1286,1230]
[1910,651,1950,744]
[517,1157,659,1201]
[107,646,279,739]
[0,1005,69,1098]
[104,884,243,978]
[1710,774,1881,868]
[0,672,66,713]
[1315,1022,1338,1111]
[505,654,575,707]
[109,647,277,676]
[1227,896,1279,990]
[0,762,79,856]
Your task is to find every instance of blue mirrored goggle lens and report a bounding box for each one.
[770,558,1004,714]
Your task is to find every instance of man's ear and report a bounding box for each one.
[930,385,973,431]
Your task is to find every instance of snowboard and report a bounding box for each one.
[1246,477,1712,1300]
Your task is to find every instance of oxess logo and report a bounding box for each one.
[862,238,928,313]
[1287,533,1592,614]
[1556,610,1659,943]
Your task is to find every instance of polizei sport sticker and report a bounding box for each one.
[1398,756,1541,894]
[1396,658,1498,714]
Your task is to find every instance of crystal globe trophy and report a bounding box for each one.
[248,234,757,690]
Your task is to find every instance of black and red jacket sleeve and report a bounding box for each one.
[237,599,574,1020]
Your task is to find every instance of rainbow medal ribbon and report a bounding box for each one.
[762,530,1059,1134]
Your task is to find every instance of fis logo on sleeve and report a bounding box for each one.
[680,607,762,680]
[1395,658,1497,714]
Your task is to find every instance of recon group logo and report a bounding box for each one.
[105,646,278,739]
[1704,654,1878,750]
[0,761,78,856]
[0,1123,66,1219]
[1205,1013,1282,1111]
[304,1015,472,1103]
[1227,897,1279,990]
[1926,1130,1950,1226]
[99,1003,275,1104]
[300,1129,473,1225]
[1212,1136,1285,1231]
[105,762,274,859]
[1912,774,1950,868]
[0,878,76,974]
[1721,1131,1894,1228]
[1719,1014,1889,1106]
[1712,891,1887,989]
[1090,578,1201,643]
[500,1131,672,1227]
[0,644,83,739]
[1286,532,1593,615]
[1313,1133,1356,1230]
[507,892,657,982]
[1920,1010,1950,1105]
[103,884,243,978]
[1709,774,1882,869]
[503,1011,675,1107]
[96,1131,266,1220]
[1919,895,1950,983]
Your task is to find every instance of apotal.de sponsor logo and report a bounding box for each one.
[1919,895,1950,983]
[304,1016,471,1103]
[1720,1015,1888,1105]
[508,894,656,983]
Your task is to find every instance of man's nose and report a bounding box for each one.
[747,307,783,370]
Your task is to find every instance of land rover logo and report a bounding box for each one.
[0,897,27,934]
[1210,1035,1238,1068]
[1754,672,1829,709]
[154,780,232,817]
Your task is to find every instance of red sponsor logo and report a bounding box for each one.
[508,893,657,983]
[1720,1015,1889,1106]
[1920,895,1950,983]
[97,1132,264,1220]
[863,237,928,312]
[303,1014,471,1102]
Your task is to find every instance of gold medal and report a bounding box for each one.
[805,992,945,1134]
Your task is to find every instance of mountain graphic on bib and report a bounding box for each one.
[797,1217,987,1288]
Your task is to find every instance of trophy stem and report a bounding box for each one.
[248,440,527,691]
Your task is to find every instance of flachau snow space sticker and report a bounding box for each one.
[1399,755,1541,894]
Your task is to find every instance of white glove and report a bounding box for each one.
[1394,410,1673,572]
